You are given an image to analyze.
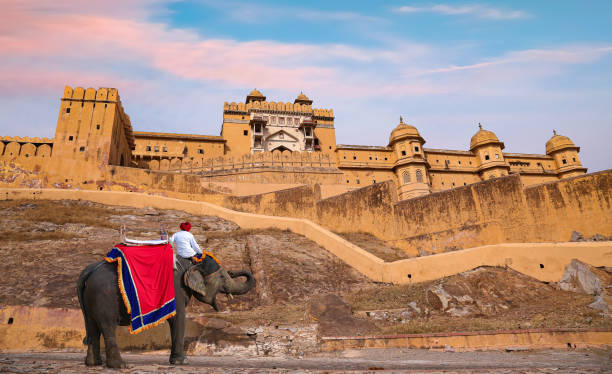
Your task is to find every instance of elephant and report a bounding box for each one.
[77,255,255,368]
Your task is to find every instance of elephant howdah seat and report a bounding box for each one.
[104,243,176,334]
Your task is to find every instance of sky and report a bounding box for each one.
[0,0,611,171]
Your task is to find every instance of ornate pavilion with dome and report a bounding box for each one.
[129,89,586,200]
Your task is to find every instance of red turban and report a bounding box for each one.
[180,222,191,231]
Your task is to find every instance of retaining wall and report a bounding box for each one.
[2,188,611,285]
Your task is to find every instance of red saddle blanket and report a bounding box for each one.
[105,243,176,334]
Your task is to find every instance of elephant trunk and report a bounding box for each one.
[222,269,255,295]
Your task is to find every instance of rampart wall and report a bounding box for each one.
[2,188,611,286]
[1,152,610,257]
[139,150,344,185]
[311,172,612,255]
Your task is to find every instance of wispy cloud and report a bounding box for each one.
[394,4,531,20]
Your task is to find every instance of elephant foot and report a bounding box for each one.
[105,356,126,369]
[85,357,103,366]
[85,347,103,366]
[169,355,187,365]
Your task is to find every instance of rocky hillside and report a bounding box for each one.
[0,199,609,335]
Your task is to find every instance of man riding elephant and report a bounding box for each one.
[77,222,255,368]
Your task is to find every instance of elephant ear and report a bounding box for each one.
[184,266,207,296]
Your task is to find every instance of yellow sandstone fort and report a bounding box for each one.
[1,85,609,257]
[2,86,586,200]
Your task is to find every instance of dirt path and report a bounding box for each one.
[1,348,611,373]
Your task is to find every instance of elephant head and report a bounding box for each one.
[184,257,255,311]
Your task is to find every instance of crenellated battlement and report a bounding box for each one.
[139,149,337,174]
[223,100,334,118]
[0,136,53,158]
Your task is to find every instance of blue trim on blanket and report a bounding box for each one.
[106,247,176,333]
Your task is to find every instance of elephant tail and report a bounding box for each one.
[77,261,105,345]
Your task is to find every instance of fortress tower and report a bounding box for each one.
[545,131,586,179]
[389,118,430,200]
[469,124,510,180]
[53,86,134,167]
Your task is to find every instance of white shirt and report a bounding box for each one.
[170,230,202,258]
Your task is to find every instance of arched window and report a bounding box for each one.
[403,171,411,184]
[416,169,423,183]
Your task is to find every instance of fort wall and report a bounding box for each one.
[309,171,612,256]
[1,188,611,286]
[3,150,610,257]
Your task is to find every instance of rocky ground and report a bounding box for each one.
[0,199,610,337]
[2,348,611,373]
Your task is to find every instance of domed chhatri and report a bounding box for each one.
[546,130,576,155]
[470,123,503,151]
[294,91,313,105]
[389,116,423,145]
[246,88,266,103]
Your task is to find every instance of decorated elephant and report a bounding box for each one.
[77,254,255,368]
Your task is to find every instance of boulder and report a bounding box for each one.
[570,231,585,242]
[588,295,609,313]
[307,294,378,336]
[559,259,602,295]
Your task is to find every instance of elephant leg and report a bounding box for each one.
[84,318,102,366]
[100,324,124,369]
[168,305,187,365]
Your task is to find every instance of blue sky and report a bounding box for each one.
[1,1,611,171]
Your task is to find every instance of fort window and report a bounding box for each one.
[66,108,70,113]
[416,170,423,182]
[329,146,332,149]
[279,117,285,125]
[485,154,490,160]
[495,154,500,159]
[162,147,167,152]
[255,124,261,133]
[96,124,100,130]
[68,136,73,141]
[403,171,410,184]
[353,156,356,160]
[154,146,159,152]
[401,150,406,156]
[452,182,455,186]
[414,146,419,152]
[198,149,204,154]
[346,179,349,183]
[79,146,85,152]
[369,156,372,160]
[373,180,376,183]
[356,179,360,184]
[314,138,319,145]
[464,182,467,186]
[537,162,542,166]
[436,159,439,163]
[562,159,567,164]
[469,161,472,165]
[146,146,151,151]
[243,130,248,136]
[572,157,576,162]
[343,156,346,159]
[384,157,388,160]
